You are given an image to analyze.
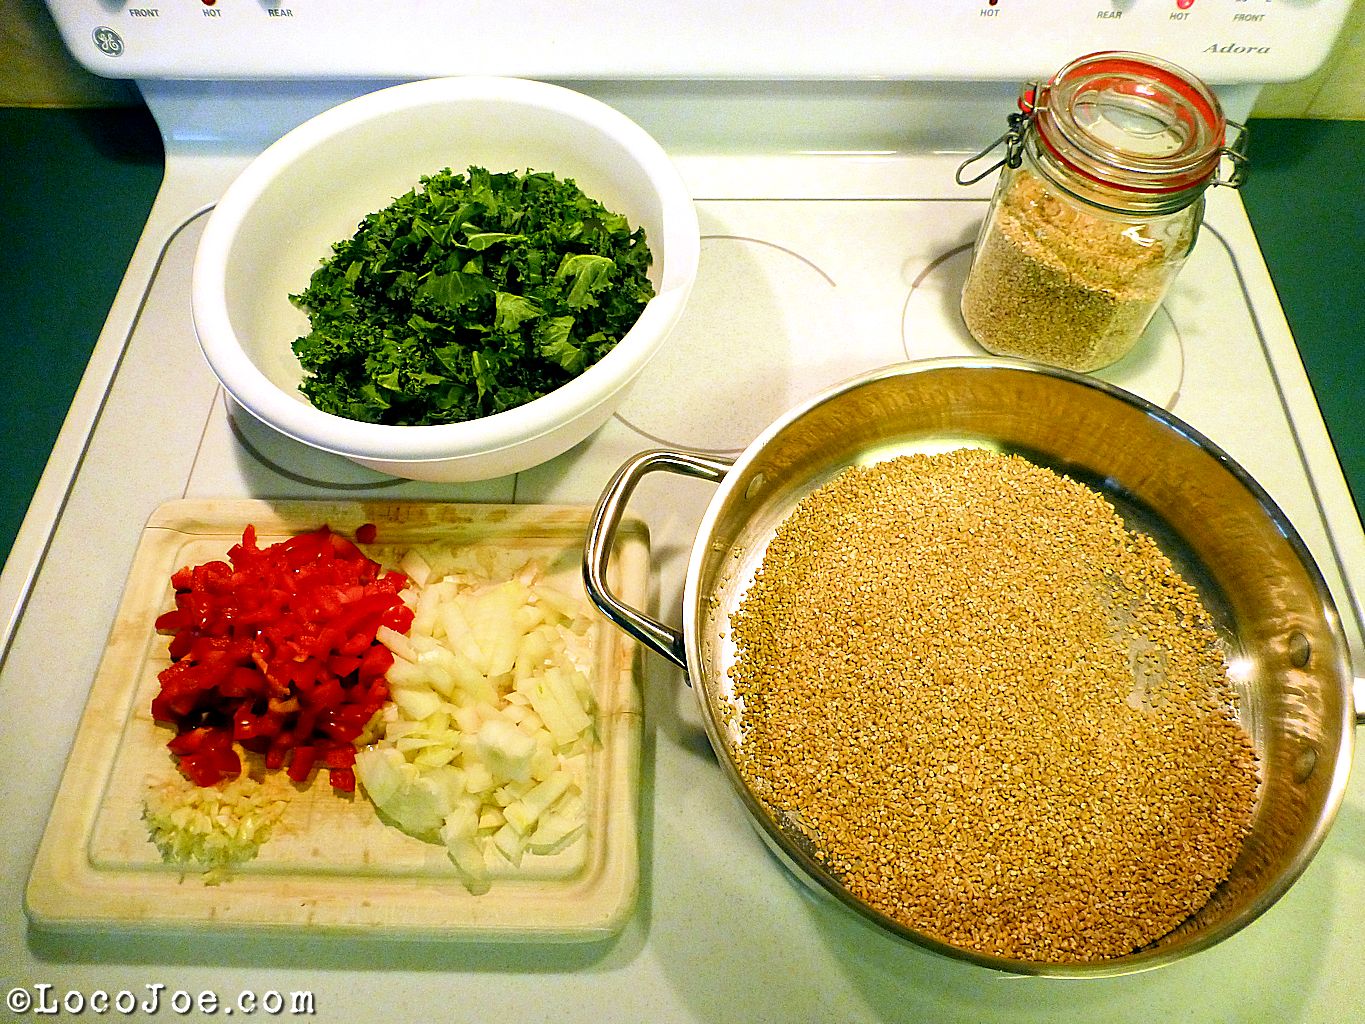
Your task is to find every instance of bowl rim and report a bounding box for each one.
[191,75,700,464]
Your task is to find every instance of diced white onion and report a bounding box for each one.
[354,549,599,894]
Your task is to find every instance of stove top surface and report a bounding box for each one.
[4,137,1362,1021]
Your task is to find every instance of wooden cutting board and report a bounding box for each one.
[25,499,648,939]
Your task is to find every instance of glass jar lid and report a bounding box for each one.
[1023,51,1242,208]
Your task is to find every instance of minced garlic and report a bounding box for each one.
[142,772,290,884]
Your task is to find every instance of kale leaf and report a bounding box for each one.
[289,166,655,426]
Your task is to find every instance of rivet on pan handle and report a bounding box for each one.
[584,448,733,670]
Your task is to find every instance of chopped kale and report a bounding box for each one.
[289,166,655,426]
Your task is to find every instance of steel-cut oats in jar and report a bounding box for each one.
[958,52,1244,372]
[960,170,1195,372]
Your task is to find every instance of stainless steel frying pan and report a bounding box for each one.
[584,358,1361,977]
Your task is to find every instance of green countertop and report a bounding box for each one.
[0,107,1361,569]
[1,106,163,567]
[1239,118,1365,522]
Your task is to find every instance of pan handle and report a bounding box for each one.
[584,448,733,670]
[1350,640,1365,726]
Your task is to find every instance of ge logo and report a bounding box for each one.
[93,26,125,57]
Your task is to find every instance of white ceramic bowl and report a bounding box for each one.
[192,77,699,482]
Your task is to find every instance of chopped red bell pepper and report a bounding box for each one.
[151,524,407,789]
[286,744,318,783]
[165,725,241,787]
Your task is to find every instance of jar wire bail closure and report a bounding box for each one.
[954,103,1035,187]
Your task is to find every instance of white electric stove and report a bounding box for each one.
[6,2,1365,1021]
